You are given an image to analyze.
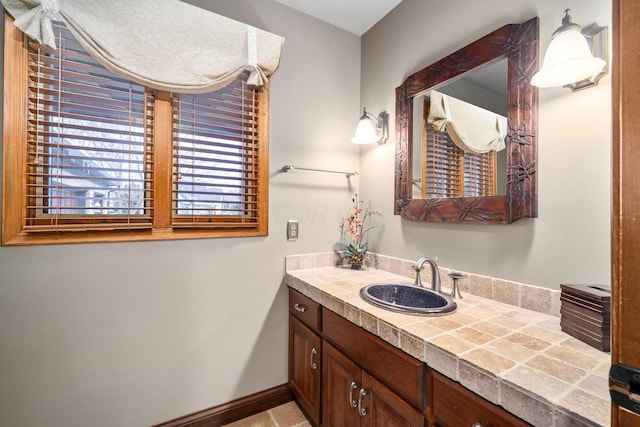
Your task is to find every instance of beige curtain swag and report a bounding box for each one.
[1,0,284,93]
[427,91,507,154]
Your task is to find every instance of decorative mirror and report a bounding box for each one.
[395,18,539,224]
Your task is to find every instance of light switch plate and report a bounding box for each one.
[287,220,299,241]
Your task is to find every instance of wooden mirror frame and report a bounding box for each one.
[394,17,539,224]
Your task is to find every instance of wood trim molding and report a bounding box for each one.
[153,384,293,427]
[612,0,640,425]
[2,12,29,246]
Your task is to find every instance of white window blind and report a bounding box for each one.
[26,22,154,232]
[172,73,262,228]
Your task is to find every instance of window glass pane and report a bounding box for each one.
[41,117,148,216]
[26,22,153,228]
[172,74,261,226]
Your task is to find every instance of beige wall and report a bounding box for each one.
[0,1,360,425]
[360,0,612,289]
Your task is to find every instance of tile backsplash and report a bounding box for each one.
[285,252,561,317]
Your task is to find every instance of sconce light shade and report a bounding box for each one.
[351,108,389,144]
[531,9,607,91]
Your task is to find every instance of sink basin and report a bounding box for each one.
[360,284,457,316]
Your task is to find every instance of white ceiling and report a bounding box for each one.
[274,0,402,36]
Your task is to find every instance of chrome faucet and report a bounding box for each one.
[413,256,442,293]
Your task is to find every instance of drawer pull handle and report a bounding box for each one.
[358,388,367,417]
[349,381,358,408]
[310,347,318,370]
[472,423,483,427]
[294,303,307,313]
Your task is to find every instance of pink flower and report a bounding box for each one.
[337,193,379,265]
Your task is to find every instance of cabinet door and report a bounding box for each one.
[322,342,362,427]
[322,307,426,409]
[289,315,321,426]
[431,371,530,427]
[360,371,425,427]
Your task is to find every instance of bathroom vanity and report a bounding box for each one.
[290,288,530,426]
[285,254,610,427]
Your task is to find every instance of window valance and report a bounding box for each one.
[427,91,507,154]
[1,0,284,93]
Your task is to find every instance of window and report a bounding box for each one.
[2,16,269,245]
[422,123,496,198]
[172,87,262,229]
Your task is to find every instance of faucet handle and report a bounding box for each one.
[448,272,465,299]
[412,264,424,287]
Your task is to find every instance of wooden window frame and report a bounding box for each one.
[2,14,269,246]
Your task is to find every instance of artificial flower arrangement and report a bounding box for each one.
[335,194,381,269]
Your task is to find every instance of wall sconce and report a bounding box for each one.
[531,9,608,91]
[351,108,389,144]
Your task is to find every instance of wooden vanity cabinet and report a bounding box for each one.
[430,370,530,427]
[289,289,322,426]
[322,308,426,427]
[289,288,529,427]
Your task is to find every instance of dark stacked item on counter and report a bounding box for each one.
[560,284,611,352]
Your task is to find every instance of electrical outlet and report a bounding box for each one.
[287,220,299,241]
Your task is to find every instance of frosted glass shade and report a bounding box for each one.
[531,28,606,88]
[351,115,380,144]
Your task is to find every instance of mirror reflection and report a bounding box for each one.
[411,59,508,199]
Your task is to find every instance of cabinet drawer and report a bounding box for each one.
[432,371,530,427]
[289,288,321,332]
[322,308,427,410]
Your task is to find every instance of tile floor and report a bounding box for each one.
[223,401,311,427]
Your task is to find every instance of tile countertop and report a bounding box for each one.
[284,264,611,427]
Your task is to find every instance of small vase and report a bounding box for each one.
[350,263,363,270]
